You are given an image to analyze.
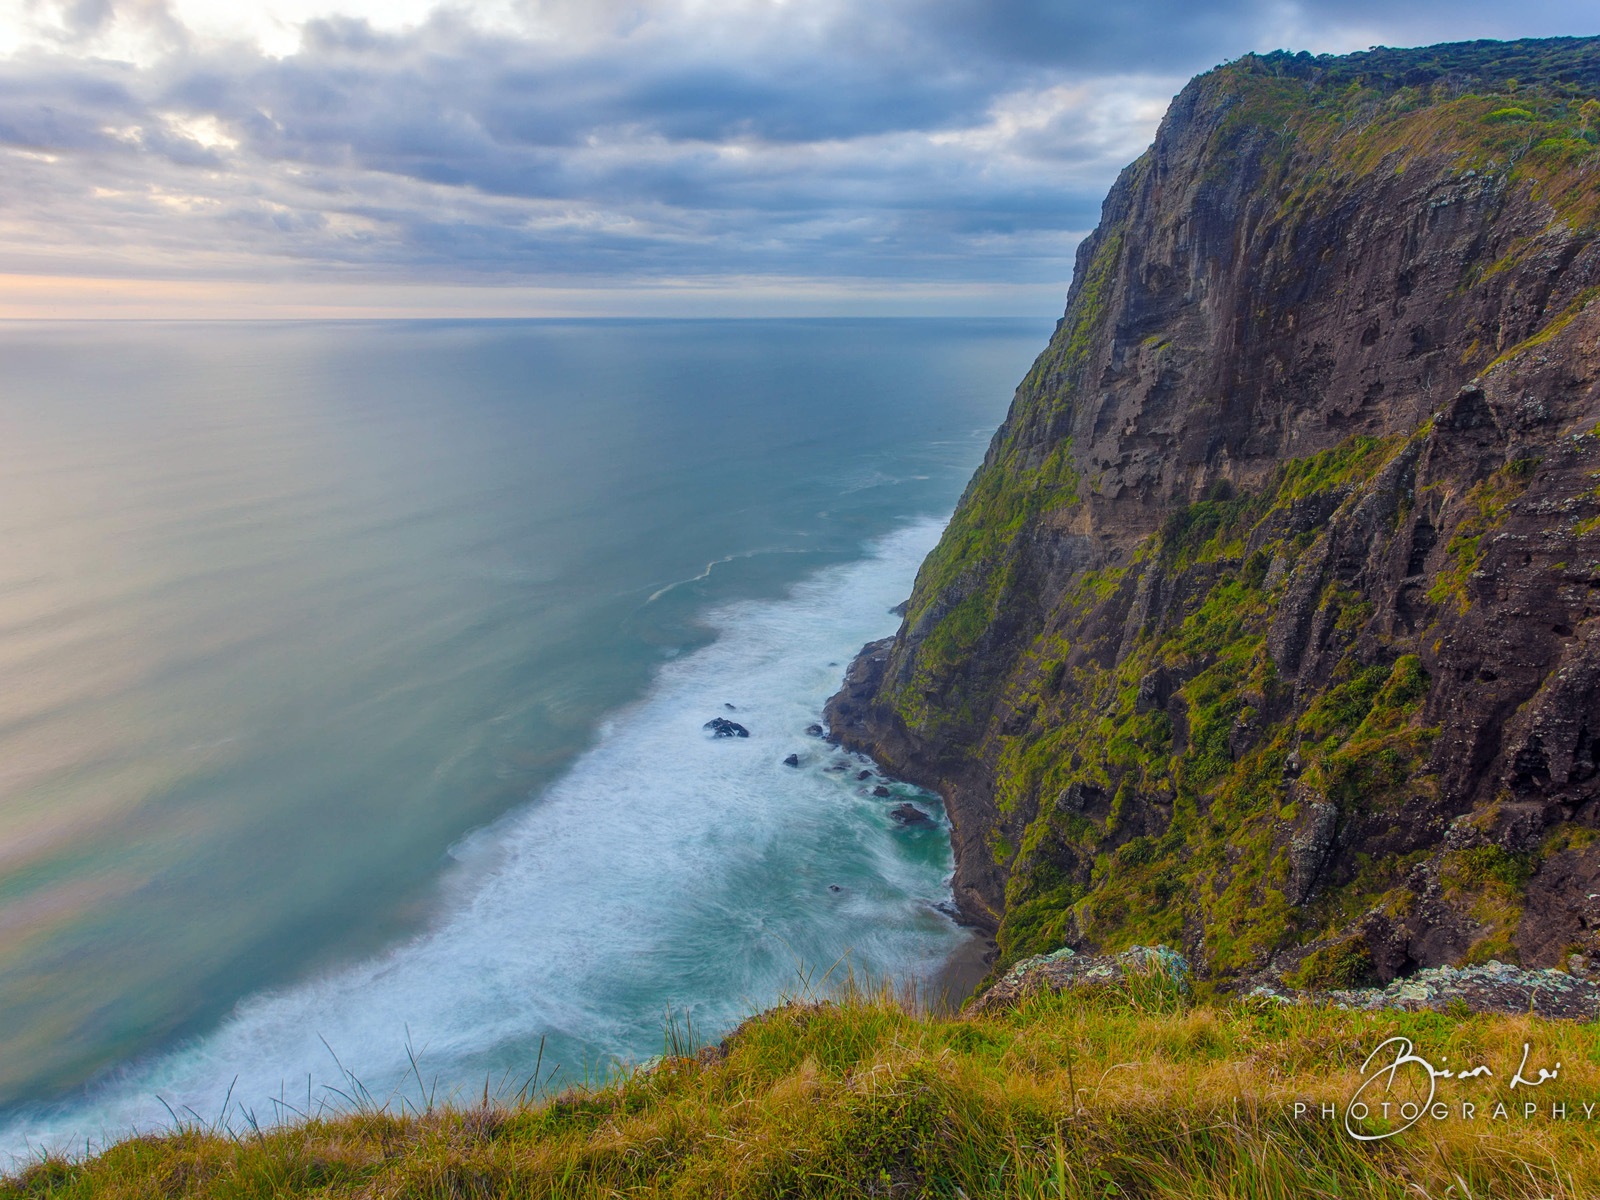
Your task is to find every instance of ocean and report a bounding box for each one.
[0,317,1045,1161]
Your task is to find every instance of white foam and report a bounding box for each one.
[1,517,961,1164]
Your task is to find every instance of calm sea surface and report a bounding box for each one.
[0,318,1045,1158]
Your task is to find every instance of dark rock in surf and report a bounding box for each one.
[704,717,749,738]
[890,803,932,825]
[872,785,891,797]
[783,753,800,767]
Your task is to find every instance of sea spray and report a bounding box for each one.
[0,519,965,1164]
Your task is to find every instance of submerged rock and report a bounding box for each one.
[782,753,800,767]
[855,769,873,781]
[967,946,1191,1016]
[889,803,932,825]
[805,724,824,737]
[872,785,891,797]
[704,717,749,738]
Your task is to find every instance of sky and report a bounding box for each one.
[0,1,1593,317]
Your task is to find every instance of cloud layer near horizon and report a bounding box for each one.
[0,0,1594,313]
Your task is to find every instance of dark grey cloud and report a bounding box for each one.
[888,0,1266,71]
[0,0,1593,302]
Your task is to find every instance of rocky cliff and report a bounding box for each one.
[828,37,1600,990]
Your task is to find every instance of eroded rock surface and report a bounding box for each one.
[828,39,1600,990]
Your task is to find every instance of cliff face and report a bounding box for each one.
[828,38,1600,988]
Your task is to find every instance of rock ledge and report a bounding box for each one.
[971,946,1600,1020]
[1250,961,1600,1019]
[966,945,1190,1016]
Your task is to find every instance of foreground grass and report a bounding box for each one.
[8,979,1600,1198]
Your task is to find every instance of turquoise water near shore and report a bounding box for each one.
[0,318,1044,1160]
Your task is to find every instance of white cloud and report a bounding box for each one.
[0,0,1593,314]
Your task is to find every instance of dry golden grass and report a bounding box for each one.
[6,974,1600,1198]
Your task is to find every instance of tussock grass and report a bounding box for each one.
[8,973,1600,1198]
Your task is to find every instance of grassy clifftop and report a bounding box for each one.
[7,974,1600,1198]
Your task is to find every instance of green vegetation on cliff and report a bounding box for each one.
[893,42,1600,747]
[987,434,1444,976]
[929,418,1560,982]
[895,439,1083,736]
[850,35,1600,992]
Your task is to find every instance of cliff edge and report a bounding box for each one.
[828,37,1600,991]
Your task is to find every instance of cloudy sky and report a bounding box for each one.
[0,0,1592,317]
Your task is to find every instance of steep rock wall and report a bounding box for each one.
[829,38,1600,988]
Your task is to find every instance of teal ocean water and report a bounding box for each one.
[0,318,1044,1160]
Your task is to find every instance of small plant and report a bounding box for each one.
[1581,98,1600,137]
[1288,937,1375,989]
[1443,845,1535,891]
[662,1004,700,1060]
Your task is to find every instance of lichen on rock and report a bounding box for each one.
[1251,959,1600,1019]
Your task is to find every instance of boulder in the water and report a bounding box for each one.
[724,702,738,711]
[872,785,891,798]
[889,803,932,825]
[805,724,824,737]
[828,884,842,893]
[855,769,873,781]
[704,717,750,738]
[826,761,849,772]
[782,753,800,767]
